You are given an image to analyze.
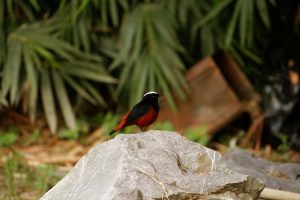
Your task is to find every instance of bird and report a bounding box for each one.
[109,91,161,135]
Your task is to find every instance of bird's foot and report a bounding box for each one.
[139,127,146,132]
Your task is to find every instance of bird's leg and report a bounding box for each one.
[139,127,146,132]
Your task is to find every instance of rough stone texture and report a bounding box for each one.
[41,131,264,200]
[223,148,300,193]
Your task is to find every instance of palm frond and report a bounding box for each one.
[41,68,57,133]
[1,13,116,132]
[52,71,77,130]
[193,0,233,29]
[159,0,207,27]
[62,75,97,105]
[193,0,273,49]
[0,0,4,65]
[23,46,38,121]
[225,0,243,48]
[256,0,271,29]
[113,3,188,107]
[95,0,129,29]
[1,39,22,104]
[4,0,41,23]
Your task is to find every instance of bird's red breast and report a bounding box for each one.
[135,106,158,128]
[113,106,157,132]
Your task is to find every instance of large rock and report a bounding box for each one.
[41,131,264,200]
[223,148,300,193]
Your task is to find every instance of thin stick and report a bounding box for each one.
[260,188,300,200]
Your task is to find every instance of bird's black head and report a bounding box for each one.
[141,92,161,112]
[142,91,160,103]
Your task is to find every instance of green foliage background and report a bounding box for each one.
[0,0,297,133]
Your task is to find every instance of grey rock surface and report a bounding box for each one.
[41,131,264,200]
[223,148,300,193]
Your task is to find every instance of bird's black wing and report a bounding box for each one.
[125,102,151,126]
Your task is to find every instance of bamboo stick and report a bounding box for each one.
[260,188,300,200]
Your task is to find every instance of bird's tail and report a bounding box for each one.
[108,124,123,135]
[108,115,128,135]
[108,129,116,135]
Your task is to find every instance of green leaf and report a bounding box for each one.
[81,80,107,107]
[155,53,183,91]
[78,18,90,52]
[29,0,41,11]
[225,0,243,48]
[0,2,4,65]
[109,0,119,27]
[256,0,271,29]
[246,0,254,47]
[30,36,74,61]
[155,66,176,110]
[61,66,117,83]
[58,128,79,140]
[52,71,77,130]
[0,132,18,147]
[30,48,43,70]
[62,75,96,104]
[73,0,90,22]
[148,61,156,91]
[9,43,22,104]
[100,0,108,29]
[193,0,233,29]
[24,46,38,121]
[33,45,56,64]
[135,58,148,103]
[19,1,35,21]
[130,23,144,63]
[121,11,141,54]
[119,0,129,10]
[154,21,180,52]
[116,62,134,95]
[1,39,22,103]
[145,19,159,53]
[7,0,16,22]
[239,0,250,46]
[0,0,3,23]
[268,0,276,6]
[233,43,262,64]
[200,25,214,55]
[229,48,247,69]
[41,69,57,133]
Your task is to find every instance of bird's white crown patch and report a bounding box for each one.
[144,91,158,96]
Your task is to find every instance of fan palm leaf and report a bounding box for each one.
[193,0,275,48]
[1,12,116,133]
[112,3,188,108]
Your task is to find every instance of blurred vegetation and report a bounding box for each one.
[0,0,299,133]
[0,127,19,147]
[276,134,293,154]
[185,125,210,146]
[0,152,60,199]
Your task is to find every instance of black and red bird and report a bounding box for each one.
[109,91,161,135]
